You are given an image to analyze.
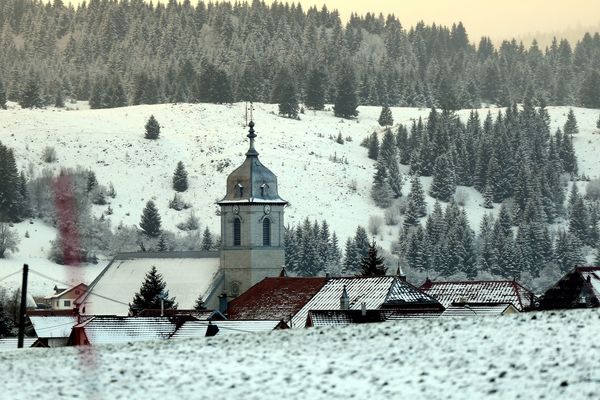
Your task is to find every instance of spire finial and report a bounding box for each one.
[246,120,259,156]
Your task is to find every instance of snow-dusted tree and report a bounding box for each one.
[0,223,20,258]
[554,229,584,273]
[129,266,177,315]
[194,294,207,311]
[19,75,43,109]
[368,132,379,160]
[201,227,213,250]
[343,237,359,274]
[86,171,98,193]
[272,67,298,118]
[408,175,426,217]
[172,161,189,192]
[371,159,393,208]
[563,109,579,136]
[333,62,358,118]
[483,185,493,208]
[429,153,456,202]
[378,105,393,127]
[157,234,168,252]
[140,200,162,237]
[359,240,387,276]
[580,70,600,108]
[304,68,325,110]
[144,115,160,139]
[354,226,370,260]
[0,299,13,337]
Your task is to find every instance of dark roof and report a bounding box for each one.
[420,279,535,311]
[136,309,226,320]
[218,122,286,205]
[227,277,327,322]
[539,266,600,310]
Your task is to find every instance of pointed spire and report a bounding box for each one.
[340,285,349,310]
[246,120,259,157]
[279,266,287,277]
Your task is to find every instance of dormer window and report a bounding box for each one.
[235,182,244,197]
[260,182,269,197]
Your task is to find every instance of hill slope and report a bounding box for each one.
[0,103,599,295]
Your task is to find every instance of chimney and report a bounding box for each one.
[361,302,366,316]
[279,266,287,277]
[340,285,349,310]
[325,272,331,279]
[218,292,228,314]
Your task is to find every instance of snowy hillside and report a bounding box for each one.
[1,309,599,399]
[0,102,599,295]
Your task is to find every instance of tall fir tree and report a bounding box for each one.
[304,68,325,110]
[129,266,177,315]
[359,240,387,276]
[201,227,213,250]
[144,115,160,140]
[19,75,43,109]
[272,67,299,118]
[429,153,456,202]
[333,63,358,118]
[563,109,579,136]
[378,105,393,126]
[140,200,162,237]
[371,159,393,208]
[172,161,189,192]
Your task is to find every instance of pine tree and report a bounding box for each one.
[359,240,387,276]
[429,153,456,202]
[333,63,358,118]
[368,132,379,160]
[129,266,177,315]
[144,115,160,140]
[157,234,168,252]
[354,226,370,260]
[343,237,359,274]
[201,227,213,250]
[86,171,98,193]
[371,159,393,208]
[0,300,13,337]
[19,75,43,109]
[194,294,207,311]
[580,70,600,108]
[483,185,493,208]
[304,68,325,110]
[563,109,579,136]
[272,67,298,118]
[172,161,189,192]
[378,105,393,127]
[0,79,7,109]
[408,175,427,217]
[140,200,162,238]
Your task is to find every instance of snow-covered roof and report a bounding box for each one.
[384,311,443,320]
[80,252,221,315]
[29,316,78,338]
[441,304,517,317]
[291,276,395,328]
[76,316,178,345]
[0,338,37,351]
[420,280,535,311]
[172,320,286,339]
[383,278,440,305]
[227,277,327,321]
[45,283,88,300]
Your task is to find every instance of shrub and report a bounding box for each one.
[42,146,57,163]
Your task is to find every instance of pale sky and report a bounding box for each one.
[65,0,599,43]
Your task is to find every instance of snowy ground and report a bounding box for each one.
[0,102,599,296]
[0,309,599,399]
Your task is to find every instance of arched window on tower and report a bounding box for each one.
[233,218,241,246]
[263,218,271,246]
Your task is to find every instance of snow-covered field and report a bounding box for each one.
[0,102,599,295]
[1,309,599,399]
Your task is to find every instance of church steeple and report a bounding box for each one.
[246,121,259,157]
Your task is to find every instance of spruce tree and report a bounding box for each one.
[272,67,298,118]
[359,240,387,276]
[343,237,359,274]
[333,63,358,118]
[201,227,213,250]
[371,159,393,208]
[0,301,13,337]
[354,226,370,260]
[86,171,98,193]
[563,109,579,136]
[368,132,379,160]
[129,266,177,315]
[144,115,160,140]
[19,76,43,109]
[304,68,325,110]
[408,175,427,217]
[0,79,6,109]
[429,153,456,202]
[157,234,168,252]
[378,105,393,127]
[580,70,600,109]
[194,294,207,311]
[140,200,162,237]
[172,161,189,192]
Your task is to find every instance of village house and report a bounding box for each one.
[538,266,600,310]
[420,279,536,312]
[45,283,87,310]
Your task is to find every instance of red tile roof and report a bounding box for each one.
[227,277,327,322]
[420,280,535,311]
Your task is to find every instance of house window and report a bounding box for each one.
[64,300,71,307]
[263,218,271,246]
[233,218,241,246]
[56,301,59,307]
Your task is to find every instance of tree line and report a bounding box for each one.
[0,0,599,111]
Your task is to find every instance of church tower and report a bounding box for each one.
[217,121,287,298]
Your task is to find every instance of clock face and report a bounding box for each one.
[264,204,271,215]
[233,205,240,215]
